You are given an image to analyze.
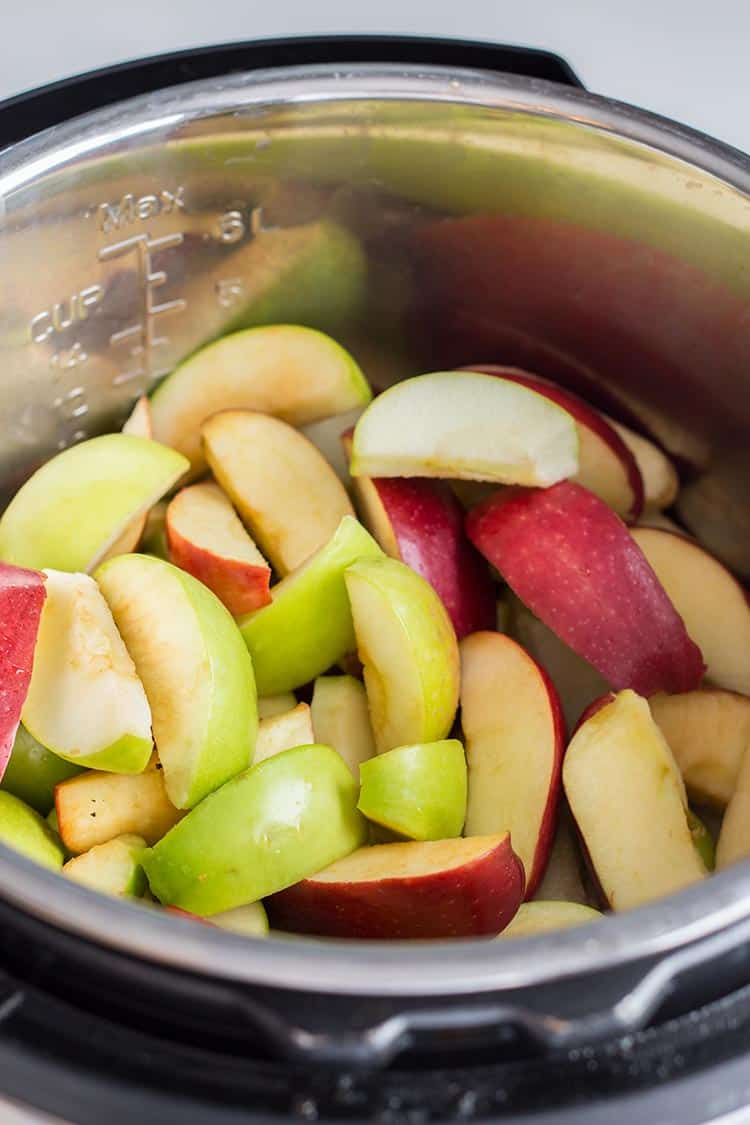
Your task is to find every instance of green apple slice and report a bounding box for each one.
[1,725,83,814]
[344,557,460,753]
[350,371,579,485]
[258,693,297,719]
[0,435,188,572]
[209,902,269,937]
[150,324,371,476]
[238,516,383,695]
[22,570,153,774]
[310,675,376,777]
[500,901,603,938]
[96,554,257,809]
[0,791,64,870]
[144,744,367,914]
[358,740,467,840]
[63,834,149,897]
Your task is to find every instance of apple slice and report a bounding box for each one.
[63,834,149,898]
[500,901,602,938]
[144,744,367,915]
[631,526,750,695]
[310,675,375,778]
[166,481,272,615]
[22,570,153,774]
[100,396,157,561]
[151,324,371,475]
[0,435,188,573]
[96,554,257,809]
[350,370,578,486]
[533,804,590,905]
[1,725,82,815]
[209,902,269,937]
[54,757,183,853]
[0,791,64,871]
[344,557,460,753]
[258,693,297,719]
[465,366,643,520]
[238,516,383,695]
[358,740,467,841]
[122,395,153,439]
[468,482,705,697]
[301,407,367,482]
[716,745,750,870]
[563,690,706,911]
[253,703,314,765]
[607,419,679,511]
[0,563,46,782]
[141,501,169,560]
[267,834,524,939]
[460,631,564,898]
[688,810,715,871]
[203,410,354,576]
[649,690,750,808]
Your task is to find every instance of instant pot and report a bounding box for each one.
[2,35,750,1125]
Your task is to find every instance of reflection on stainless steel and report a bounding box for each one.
[0,65,749,1000]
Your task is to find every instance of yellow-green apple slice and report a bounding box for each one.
[344,557,460,753]
[0,435,188,573]
[253,703,314,765]
[310,675,375,778]
[63,834,149,897]
[122,395,153,438]
[631,526,750,695]
[101,397,156,561]
[0,563,47,781]
[141,501,169,560]
[649,689,750,808]
[208,902,269,937]
[465,366,643,520]
[460,631,565,898]
[499,900,602,938]
[2,726,82,814]
[716,745,750,869]
[144,744,366,914]
[258,693,297,719]
[96,554,257,809]
[607,419,679,511]
[22,570,153,774]
[267,833,524,939]
[350,370,578,486]
[166,481,272,615]
[151,324,371,476]
[54,757,183,853]
[358,739,466,841]
[468,482,705,697]
[688,810,715,870]
[301,407,367,481]
[238,516,382,695]
[563,690,706,910]
[533,804,589,904]
[0,791,64,870]
[203,410,355,576]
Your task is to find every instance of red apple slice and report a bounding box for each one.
[467,482,705,697]
[342,430,495,639]
[267,834,524,939]
[460,631,564,898]
[166,481,272,615]
[0,564,46,781]
[465,366,643,521]
[631,526,750,695]
[606,419,679,511]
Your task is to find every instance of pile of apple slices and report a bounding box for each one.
[2,323,750,941]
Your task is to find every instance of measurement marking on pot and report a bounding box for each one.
[97,186,185,233]
[28,285,105,343]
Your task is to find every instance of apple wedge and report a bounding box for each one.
[0,435,188,573]
[253,703,314,765]
[499,901,602,938]
[631,526,750,695]
[688,810,715,870]
[460,631,565,898]
[267,834,524,939]
[607,419,679,511]
[2,725,82,814]
[150,324,371,475]
[144,744,367,915]
[465,366,643,520]
[238,516,383,695]
[0,791,64,871]
[358,740,467,841]
[649,690,750,808]
[122,395,153,439]
[203,410,354,576]
[63,834,149,898]
[350,370,578,486]
[716,745,750,870]
[96,554,257,808]
[166,481,272,615]
[0,563,46,782]
[209,902,269,937]
[533,805,590,905]
[301,407,367,482]
[344,557,460,753]
[258,693,297,719]
[22,570,153,774]
[468,482,705,697]
[55,758,183,853]
[310,675,375,778]
[563,690,707,911]
[100,396,157,561]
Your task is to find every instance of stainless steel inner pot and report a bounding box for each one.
[2,61,750,1050]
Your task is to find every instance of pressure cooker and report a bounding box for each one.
[1,35,750,1125]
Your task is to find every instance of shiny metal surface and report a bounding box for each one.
[1,64,750,1008]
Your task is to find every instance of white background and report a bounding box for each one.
[0,1,748,1121]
